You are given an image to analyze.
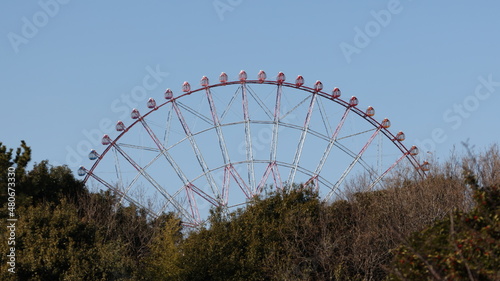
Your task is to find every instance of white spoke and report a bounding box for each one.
[269,84,282,163]
[317,98,333,136]
[288,92,317,185]
[112,147,123,192]
[163,104,173,146]
[177,101,213,125]
[205,88,230,165]
[172,101,221,200]
[110,142,194,223]
[205,87,253,199]
[81,72,426,228]
[241,84,256,192]
[220,88,240,121]
[326,127,382,200]
[86,169,154,216]
[280,94,312,121]
[247,85,274,119]
[313,107,351,177]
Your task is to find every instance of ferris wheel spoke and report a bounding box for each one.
[172,101,221,200]
[326,127,382,200]
[116,143,160,152]
[317,98,334,137]
[112,147,124,191]
[259,83,284,191]
[271,163,283,190]
[184,185,201,224]
[175,159,253,200]
[219,87,240,122]
[111,143,195,221]
[288,92,317,185]
[247,85,274,119]
[270,84,282,163]
[85,168,153,216]
[177,101,213,125]
[163,105,174,146]
[227,164,252,198]
[241,84,257,192]
[119,169,142,207]
[367,144,419,190]
[257,163,282,192]
[134,112,193,187]
[81,71,427,228]
[256,163,273,193]
[336,128,377,140]
[367,153,406,191]
[222,167,230,205]
[312,107,351,178]
[205,88,230,163]
[280,94,312,121]
[205,87,234,204]
[122,151,184,208]
[189,183,220,207]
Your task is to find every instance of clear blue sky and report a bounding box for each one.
[2,1,499,172]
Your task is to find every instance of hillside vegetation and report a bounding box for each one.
[1,141,498,280]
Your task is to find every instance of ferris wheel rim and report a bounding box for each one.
[79,72,430,226]
[83,78,424,183]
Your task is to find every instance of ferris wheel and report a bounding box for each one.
[78,70,429,227]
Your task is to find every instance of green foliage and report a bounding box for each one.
[0,142,152,280]
[0,200,136,280]
[140,214,183,280]
[0,140,31,177]
[20,161,86,205]
[77,190,162,277]
[175,187,323,280]
[389,183,500,280]
[0,141,31,209]
[1,140,498,280]
[1,141,86,214]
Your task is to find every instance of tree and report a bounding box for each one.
[175,187,325,280]
[0,141,31,213]
[389,163,500,280]
[141,213,183,280]
[0,199,136,280]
